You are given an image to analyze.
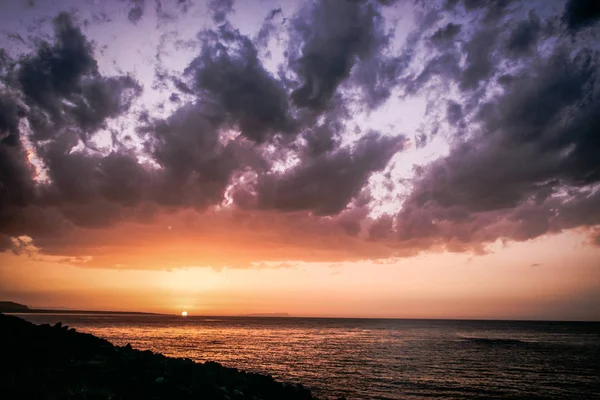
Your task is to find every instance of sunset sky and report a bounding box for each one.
[1,0,599,320]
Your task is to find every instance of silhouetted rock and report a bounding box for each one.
[0,313,320,399]
[0,301,29,312]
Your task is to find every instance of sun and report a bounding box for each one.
[181,311,188,317]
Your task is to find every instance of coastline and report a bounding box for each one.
[0,313,335,400]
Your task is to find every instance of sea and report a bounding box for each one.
[18,314,600,399]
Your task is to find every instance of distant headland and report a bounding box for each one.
[238,313,290,317]
[0,301,158,315]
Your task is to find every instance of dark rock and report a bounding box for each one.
[0,313,320,399]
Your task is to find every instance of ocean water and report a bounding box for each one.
[18,314,600,399]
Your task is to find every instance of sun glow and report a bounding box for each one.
[181,311,188,317]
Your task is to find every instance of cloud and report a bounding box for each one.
[459,28,499,90]
[72,76,142,132]
[287,0,390,111]
[445,100,463,126]
[0,0,599,269]
[0,234,12,252]
[401,52,461,97]
[143,102,265,208]
[394,43,600,249]
[127,0,146,24]
[18,13,98,117]
[26,209,403,269]
[0,93,36,222]
[505,11,541,57]
[208,0,234,24]
[253,132,406,215]
[16,13,142,142]
[255,8,284,50]
[430,23,461,47]
[185,23,294,143]
[562,0,600,31]
[1,13,145,236]
[460,0,513,22]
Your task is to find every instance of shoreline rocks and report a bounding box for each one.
[0,313,333,400]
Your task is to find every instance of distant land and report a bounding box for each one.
[239,313,290,317]
[0,301,30,312]
[0,301,159,315]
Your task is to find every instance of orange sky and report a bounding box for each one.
[2,228,599,321]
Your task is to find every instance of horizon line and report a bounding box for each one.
[3,311,599,324]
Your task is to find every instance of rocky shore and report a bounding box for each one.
[1,313,331,400]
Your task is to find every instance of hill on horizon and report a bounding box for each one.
[0,302,30,312]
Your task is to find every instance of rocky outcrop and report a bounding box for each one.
[0,313,326,400]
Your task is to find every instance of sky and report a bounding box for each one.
[0,0,599,320]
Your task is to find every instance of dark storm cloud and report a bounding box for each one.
[302,121,340,158]
[430,23,461,46]
[0,92,35,228]
[505,11,541,57]
[460,28,498,90]
[0,93,24,139]
[481,48,598,185]
[6,32,27,45]
[185,24,293,143]
[336,197,371,236]
[72,76,142,133]
[400,48,461,97]
[395,9,460,96]
[461,0,514,22]
[41,138,101,204]
[0,1,404,253]
[394,42,600,247]
[96,151,149,205]
[0,136,34,209]
[127,0,146,24]
[14,12,144,219]
[0,12,145,239]
[401,3,547,129]
[445,101,463,126]
[7,11,143,222]
[352,52,411,110]
[0,2,406,263]
[0,48,13,78]
[208,0,234,24]
[562,0,600,31]
[38,145,150,221]
[288,0,389,111]
[1,0,599,265]
[143,102,264,208]
[443,0,459,10]
[18,13,98,117]
[253,133,405,215]
[16,12,142,141]
[152,0,193,26]
[255,8,283,50]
